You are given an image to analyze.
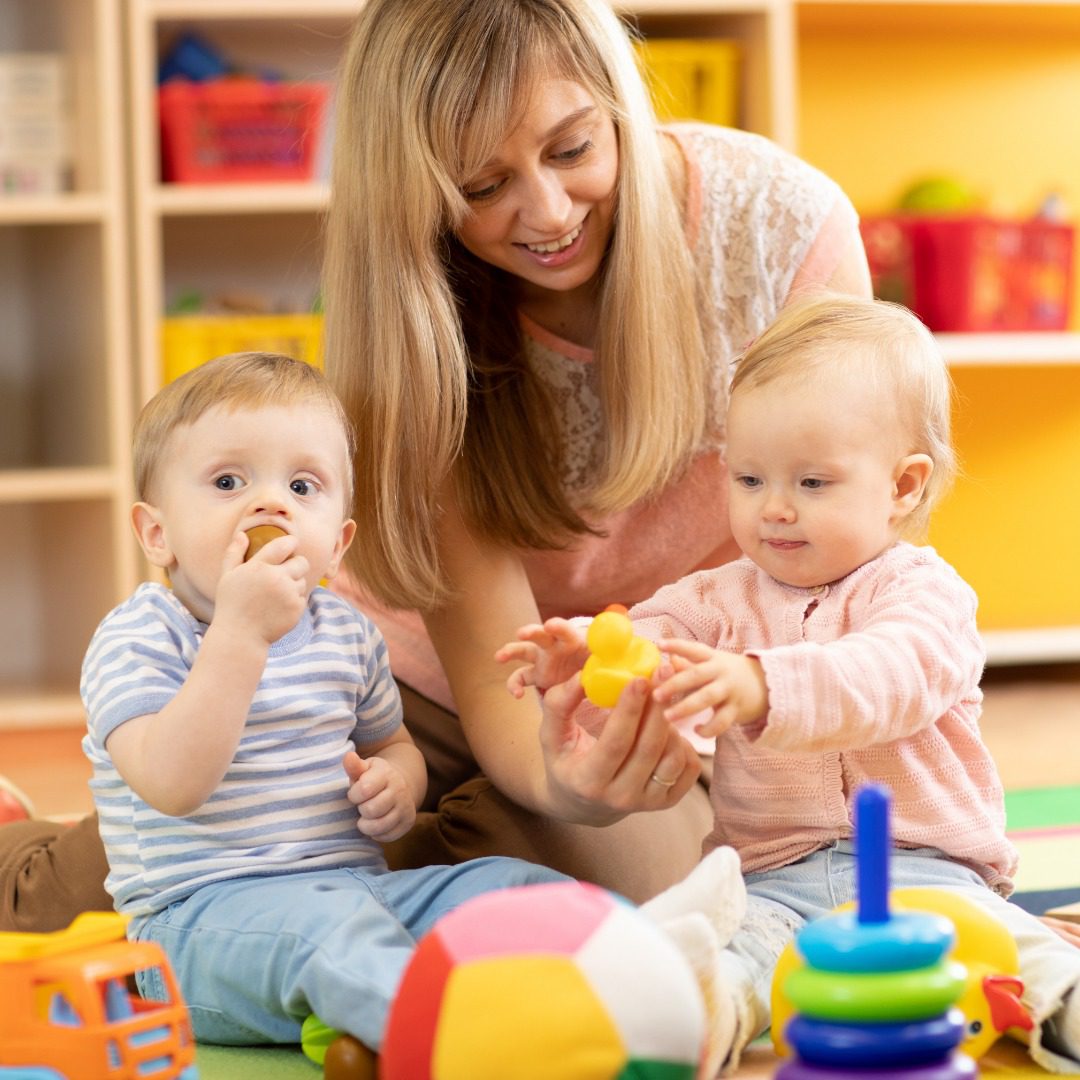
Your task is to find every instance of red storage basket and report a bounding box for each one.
[158,78,328,183]
[861,213,1075,332]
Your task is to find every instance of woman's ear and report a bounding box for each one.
[892,453,934,522]
[131,502,175,569]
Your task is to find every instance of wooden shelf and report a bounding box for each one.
[939,332,1080,366]
[0,468,120,504]
[983,627,1080,666]
[0,195,110,225]
[0,688,87,730]
[153,183,330,217]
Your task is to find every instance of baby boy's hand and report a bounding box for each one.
[343,750,416,843]
[214,530,309,645]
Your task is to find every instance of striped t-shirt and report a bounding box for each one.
[81,582,402,920]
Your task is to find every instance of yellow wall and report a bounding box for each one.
[797,4,1080,324]
[929,366,1080,629]
[796,6,1080,632]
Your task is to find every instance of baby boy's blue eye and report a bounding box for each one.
[215,475,238,491]
[291,479,314,496]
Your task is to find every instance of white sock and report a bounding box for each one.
[641,848,750,1078]
[1047,986,1080,1062]
[641,846,746,945]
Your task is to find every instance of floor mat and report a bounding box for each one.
[1006,784,1080,915]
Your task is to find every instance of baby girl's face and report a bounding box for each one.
[725,368,910,589]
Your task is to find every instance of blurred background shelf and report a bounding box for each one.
[2,0,1077,734]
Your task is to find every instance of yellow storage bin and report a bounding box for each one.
[635,38,740,128]
[161,314,324,384]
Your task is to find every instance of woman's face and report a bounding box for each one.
[455,78,619,297]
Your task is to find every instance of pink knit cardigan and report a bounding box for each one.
[629,543,1017,895]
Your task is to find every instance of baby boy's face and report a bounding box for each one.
[142,400,355,623]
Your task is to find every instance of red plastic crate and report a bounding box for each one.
[860,214,1075,331]
[158,78,328,183]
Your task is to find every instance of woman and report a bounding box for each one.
[0,0,870,932]
[323,0,871,901]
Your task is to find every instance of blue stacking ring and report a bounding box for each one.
[798,909,955,973]
[785,1009,967,1067]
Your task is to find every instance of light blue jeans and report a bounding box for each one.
[719,841,1080,1071]
[134,857,568,1048]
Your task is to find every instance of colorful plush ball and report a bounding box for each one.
[381,880,706,1080]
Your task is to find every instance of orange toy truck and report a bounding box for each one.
[0,911,198,1079]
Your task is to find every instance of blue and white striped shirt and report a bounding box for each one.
[81,583,402,919]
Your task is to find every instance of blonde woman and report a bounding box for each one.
[0,0,870,933]
[324,0,871,902]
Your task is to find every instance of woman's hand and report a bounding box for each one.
[494,617,589,698]
[538,671,701,826]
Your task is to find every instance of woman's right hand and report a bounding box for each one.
[537,670,702,826]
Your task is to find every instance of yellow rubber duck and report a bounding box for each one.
[771,886,1034,1060]
[581,605,661,708]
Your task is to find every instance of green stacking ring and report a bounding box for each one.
[785,960,967,1023]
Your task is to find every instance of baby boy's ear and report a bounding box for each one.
[131,502,174,568]
[892,453,934,519]
[323,518,358,581]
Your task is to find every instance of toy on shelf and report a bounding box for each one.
[772,785,996,1079]
[0,910,198,1080]
[379,879,706,1080]
[581,604,661,708]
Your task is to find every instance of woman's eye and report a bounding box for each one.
[291,479,315,496]
[214,475,239,491]
[553,138,593,163]
[463,178,503,202]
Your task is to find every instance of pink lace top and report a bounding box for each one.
[338,125,860,716]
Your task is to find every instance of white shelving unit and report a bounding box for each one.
[0,0,135,729]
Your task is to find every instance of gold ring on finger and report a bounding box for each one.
[650,772,677,788]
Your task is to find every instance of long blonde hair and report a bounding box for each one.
[325,0,707,610]
[732,294,957,538]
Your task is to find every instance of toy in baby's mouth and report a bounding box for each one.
[304,880,708,1080]
[243,524,288,560]
[581,604,661,708]
[771,785,1033,1078]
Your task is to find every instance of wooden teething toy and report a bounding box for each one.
[243,524,288,561]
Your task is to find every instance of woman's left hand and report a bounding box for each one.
[537,671,701,826]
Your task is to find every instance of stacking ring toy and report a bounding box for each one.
[785,959,967,1023]
[798,908,954,973]
[775,1054,977,1080]
[785,1010,967,1068]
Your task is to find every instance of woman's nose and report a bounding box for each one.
[518,169,572,234]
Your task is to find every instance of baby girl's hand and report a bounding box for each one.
[653,640,768,738]
[343,750,416,843]
[494,617,589,698]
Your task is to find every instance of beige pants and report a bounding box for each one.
[0,683,713,932]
